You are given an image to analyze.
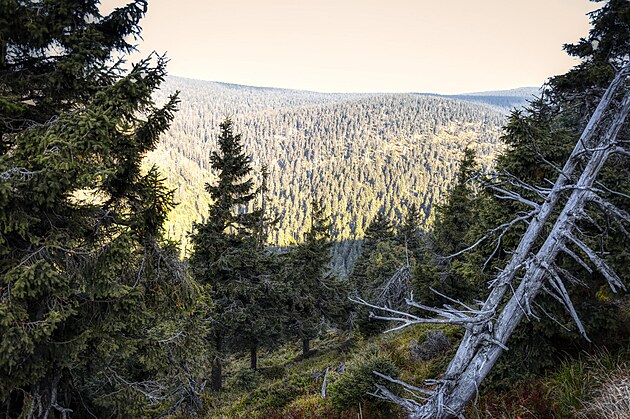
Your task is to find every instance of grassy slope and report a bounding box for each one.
[184,301,629,419]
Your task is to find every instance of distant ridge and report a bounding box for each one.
[169,75,539,103]
[458,87,540,97]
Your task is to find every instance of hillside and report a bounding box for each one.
[447,86,540,112]
[147,77,532,273]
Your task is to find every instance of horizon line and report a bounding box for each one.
[164,74,541,97]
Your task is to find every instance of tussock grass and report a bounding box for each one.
[575,360,630,419]
[547,349,630,419]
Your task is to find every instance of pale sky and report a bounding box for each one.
[101,0,598,94]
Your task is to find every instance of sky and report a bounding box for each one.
[101,0,599,94]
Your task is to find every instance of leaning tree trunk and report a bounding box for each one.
[353,62,630,418]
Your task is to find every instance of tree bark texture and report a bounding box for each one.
[356,63,630,419]
[250,345,258,370]
[211,334,223,392]
[411,62,630,419]
[303,339,310,358]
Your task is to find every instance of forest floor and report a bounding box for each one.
[188,318,629,419]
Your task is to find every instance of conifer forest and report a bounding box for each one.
[1,1,629,418]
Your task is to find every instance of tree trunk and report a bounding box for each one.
[27,373,72,419]
[356,63,630,419]
[409,61,630,419]
[250,345,258,370]
[302,338,310,358]
[211,334,223,392]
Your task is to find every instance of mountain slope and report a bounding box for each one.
[448,87,540,112]
[147,77,513,273]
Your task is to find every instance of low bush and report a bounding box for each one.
[327,345,399,412]
[229,368,264,391]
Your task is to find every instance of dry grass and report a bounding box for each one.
[577,368,630,419]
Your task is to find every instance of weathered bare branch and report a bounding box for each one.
[551,263,587,287]
[446,212,535,259]
[321,366,330,398]
[588,191,630,222]
[612,146,630,158]
[376,264,412,307]
[369,384,424,412]
[487,184,541,209]
[532,301,572,332]
[349,295,491,333]
[357,62,630,418]
[559,243,594,274]
[0,167,40,181]
[544,263,590,340]
[372,371,434,398]
[565,233,626,292]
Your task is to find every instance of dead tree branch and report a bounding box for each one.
[354,62,630,418]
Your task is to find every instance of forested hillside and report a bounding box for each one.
[446,86,540,111]
[147,79,532,273]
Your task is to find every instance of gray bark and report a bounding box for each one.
[354,62,630,418]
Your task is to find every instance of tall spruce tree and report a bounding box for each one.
[413,148,487,305]
[1,1,209,417]
[232,163,285,371]
[189,120,285,383]
[433,148,478,255]
[397,202,423,264]
[350,211,404,334]
[350,211,395,294]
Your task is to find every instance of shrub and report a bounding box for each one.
[327,347,399,411]
[233,373,314,415]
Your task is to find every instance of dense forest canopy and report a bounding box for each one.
[147,79,535,274]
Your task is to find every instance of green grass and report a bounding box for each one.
[172,320,629,418]
[187,326,459,418]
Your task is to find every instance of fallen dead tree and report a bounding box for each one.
[352,62,630,418]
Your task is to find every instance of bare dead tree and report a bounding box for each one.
[351,62,630,418]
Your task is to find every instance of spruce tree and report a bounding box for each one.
[189,120,285,383]
[350,211,403,334]
[350,211,395,294]
[413,148,487,304]
[288,198,335,357]
[1,1,209,417]
[397,202,423,263]
[433,148,478,255]
[232,163,285,371]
